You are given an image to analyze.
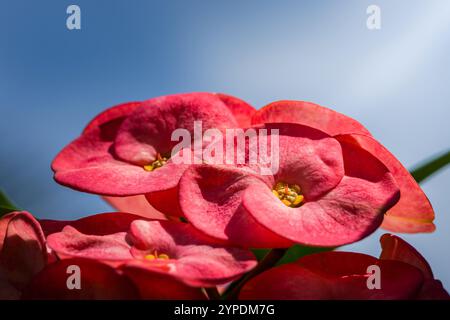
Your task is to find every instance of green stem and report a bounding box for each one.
[410,150,450,183]
[223,248,287,300]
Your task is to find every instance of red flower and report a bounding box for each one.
[46,212,257,287]
[239,234,449,300]
[0,211,47,299]
[52,93,254,217]
[251,101,434,233]
[180,123,400,247]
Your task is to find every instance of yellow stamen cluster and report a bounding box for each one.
[144,153,169,172]
[272,182,304,208]
[144,250,170,261]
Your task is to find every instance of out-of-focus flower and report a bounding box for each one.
[1,212,209,299]
[251,100,434,233]
[180,123,400,247]
[22,257,206,300]
[0,211,47,299]
[379,234,449,299]
[239,234,449,300]
[22,258,140,300]
[46,213,257,287]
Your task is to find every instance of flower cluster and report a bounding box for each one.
[0,92,447,299]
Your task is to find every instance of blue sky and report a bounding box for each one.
[1,0,449,288]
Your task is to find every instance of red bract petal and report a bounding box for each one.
[0,211,47,292]
[40,212,144,236]
[47,226,133,261]
[179,164,293,248]
[103,195,167,219]
[336,134,435,233]
[120,262,206,299]
[244,128,398,247]
[379,234,434,279]
[145,187,183,217]
[22,258,139,300]
[251,100,371,136]
[240,252,424,300]
[82,101,142,134]
[215,93,256,127]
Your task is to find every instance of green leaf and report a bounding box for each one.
[410,149,450,183]
[276,245,335,265]
[252,245,334,266]
[0,189,19,217]
[251,248,270,261]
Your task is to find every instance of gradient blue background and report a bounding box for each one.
[1,1,449,288]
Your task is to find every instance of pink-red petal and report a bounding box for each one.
[82,101,142,134]
[40,212,145,236]
[103,195,167,219]
[251,100,371,136]
[215,93,256,127]
[47,226,133,261]
[145,187,184,217]
[336,134,435,233]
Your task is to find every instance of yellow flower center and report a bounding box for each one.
[144,250,170,260]
[143,153,169,171]
[272,182,304,208]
